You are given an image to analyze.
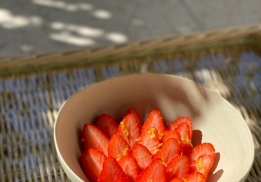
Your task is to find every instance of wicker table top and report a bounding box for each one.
[0,25,261,182]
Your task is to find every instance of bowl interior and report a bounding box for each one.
[54,73,254,182]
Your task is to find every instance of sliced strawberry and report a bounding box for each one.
[189,155,214,177]
[115,176,132,182]
[118,156,140,181]
[108,134,131,161]
[166,155,189,181]
[136,159,166,182]
[169,117,193,139]
[80,148,106,182]
[162,130,182,144]
[98,157,127,182]
[96,114,118,138]
[82,124,109,156]
[154,138,181,166]
[124,108,141,127]
[118,113,141,147]
[184,172,206,182]
[131,143,154,170]
[189,143,216,163]
[137,127,161,155]
[141,109,166,138]
[175,122,193,155]
[170,178,184,182]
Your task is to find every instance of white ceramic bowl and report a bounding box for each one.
[54,73,254,182]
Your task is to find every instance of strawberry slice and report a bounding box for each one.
[131,143,154,170]
[96,114,118,138]
[141,109,166,138]
[189,143,216,163]
[108,134,131,161]
[98,157,127,182]
[162,130,182,144]
[184,172,206,182]
[170,178,184,182]
[189,155,214,177]
[175,122,193,155]
[82,124,109,156]
[154,138,181,166]
[115,176,132,182]
[137,127,161,155]
[80,148,106,182]
[166,155,189,181]
[118,113,141,147]
[118,156,140,181]
[124,108,141,127]
[168,117,193,139]
[136,159,166,182]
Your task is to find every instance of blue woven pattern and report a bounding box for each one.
[0,51,261,181]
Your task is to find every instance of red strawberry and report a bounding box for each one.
[118,113,141,147]
[118,156,140,181]
[189,155,214,177]
[189,143,216,163]
[169,117,193,139]
[170,178,184,182]
[108,134,131,161]
[80,148,106,182]
[166,155,189,181]
[131,143,153,170]
[141,109,166,138]
[137,127,161,155]
[162,130,182,144]
[154,138,181,166]
[131,143,154,170]
[98,157,127,182]
[82,124,109,156]
[96,114,118,138]
[175,122,193,155]
[124,108,141,127]
[115,176,132,182]
[184,172,206,182]
[136,159,166,182]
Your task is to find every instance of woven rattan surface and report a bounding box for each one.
[1,25,261,182]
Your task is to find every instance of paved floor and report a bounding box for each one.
[0,0,261,57]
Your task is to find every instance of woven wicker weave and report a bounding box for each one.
[0,24,261,182]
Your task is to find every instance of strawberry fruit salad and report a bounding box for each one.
[80,108,216,182]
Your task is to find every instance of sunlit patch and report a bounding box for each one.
[65,4,77,12]
[50,22,65,30]
[78,3,93,11]
[1,16,29,29]
[50,32,95,46]
[0,8,12,23]
[93,10,112,19]
[20,44,34,53]
[0,8,42,29]
[32,0,94,12]
[32,0,68,8]
[106,32,128,43]
[72,26,103,37]
[50,22,104,37]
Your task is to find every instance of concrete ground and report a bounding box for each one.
[0,0,261,58]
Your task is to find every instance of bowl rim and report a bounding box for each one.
[53,73,255,182]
